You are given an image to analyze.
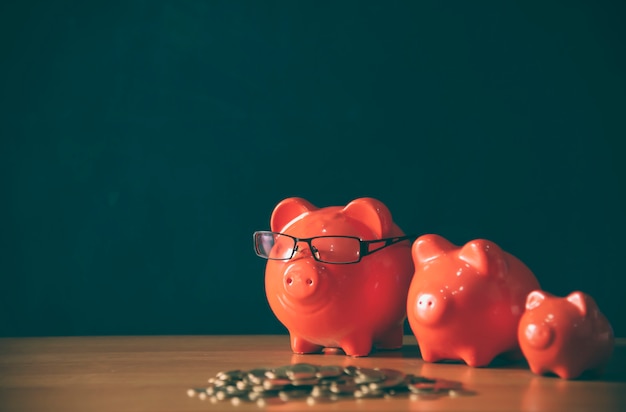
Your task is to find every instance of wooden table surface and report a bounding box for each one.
[0,335,624,411]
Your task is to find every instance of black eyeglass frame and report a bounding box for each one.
[253,230,415,264]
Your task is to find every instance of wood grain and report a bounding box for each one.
[0,335,624,411]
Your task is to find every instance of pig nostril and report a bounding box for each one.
[428,301,433,307]
[306,278,313,286]
[286,277,293,285]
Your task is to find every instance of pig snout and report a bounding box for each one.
[414,292,448,325]
[523,322,554,349]
[283,264,320,300]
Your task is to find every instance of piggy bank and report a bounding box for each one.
[256,197,414,357]
[407,234,540,367]
[518,290,614,379]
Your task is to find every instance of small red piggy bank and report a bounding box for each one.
[407,234,540,367]
[518,290,614,379]
[255,197,414,357]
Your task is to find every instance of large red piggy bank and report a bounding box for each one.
[255,197,414,357]
[518,290,614,379]
[407,234,541,367]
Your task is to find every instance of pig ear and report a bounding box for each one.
[459,239,507,276]
[566,291,589,316]
[525,290,547,310]
[342,198,392,238]
[412,234,455,264]
[270,197,318,232]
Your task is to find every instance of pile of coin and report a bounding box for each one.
[187,363,469,406]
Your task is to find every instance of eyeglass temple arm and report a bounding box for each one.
[360,235,416,257]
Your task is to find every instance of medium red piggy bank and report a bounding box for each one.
[518,290,614,379]
[255,197,414,357]
[407,234,540,367]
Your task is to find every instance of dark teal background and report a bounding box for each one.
[1,1,624,337]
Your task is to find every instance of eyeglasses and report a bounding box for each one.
[253,231,415,264]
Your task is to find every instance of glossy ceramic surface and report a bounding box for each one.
[407,234,541,367]
[263,197,414,357]
[518,290,614,379]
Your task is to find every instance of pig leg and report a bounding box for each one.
[418,345,444,363]
[340,334,374,357]
[552,366,578,380]
[527,361,548,377]
[374,324,404,350]
[460,349,495,368]
[290,335,323,354]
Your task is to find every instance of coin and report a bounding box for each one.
[278,388,310,401]
[262,377,292,390]
[354,367,386,384]
[329,380,359,395]
[309,385,334,399]
[265,365,290,380]
[370,368,406,390]
[216,369,244,382]
[316,365,344,379]
[246,368,270,385]
[285,363,318,380]
[343,365,359,376]
[290,377,319,386]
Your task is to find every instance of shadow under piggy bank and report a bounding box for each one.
[288,343,420,365]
